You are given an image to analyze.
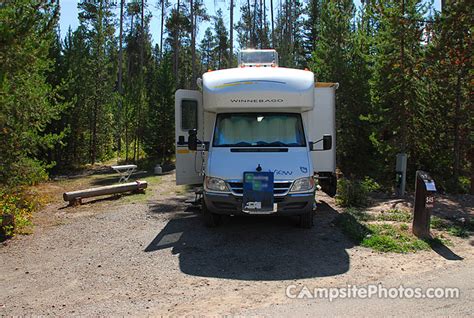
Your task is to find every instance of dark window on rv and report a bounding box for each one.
[181,100,198,130]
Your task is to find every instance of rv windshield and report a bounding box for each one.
[213,113,306,147]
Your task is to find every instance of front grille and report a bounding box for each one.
[227,181,292,196]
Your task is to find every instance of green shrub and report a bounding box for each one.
[336,178,370,207]
[458,176,470,194]
[430,216,448,229]
[361,176,382,192]
[447,226,468,238]
[0,188,40,240]
[431,216,472,238]
[1,157,50,187]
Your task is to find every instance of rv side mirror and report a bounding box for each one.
[323,135,332,150]
[188,129,197,151]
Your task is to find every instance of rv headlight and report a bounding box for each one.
[290,177,315,193]
[205,176,229,192]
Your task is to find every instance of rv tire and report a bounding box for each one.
[202,201,221,227]
[300,210,314,229]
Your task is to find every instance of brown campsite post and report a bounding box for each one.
[412,171,436,238]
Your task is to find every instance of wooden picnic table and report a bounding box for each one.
[111,164,137,183]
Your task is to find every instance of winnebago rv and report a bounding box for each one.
[175,49,337,228]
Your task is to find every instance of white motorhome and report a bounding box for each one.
[175,49,337,227]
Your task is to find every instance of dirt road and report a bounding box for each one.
[1,172,472,316]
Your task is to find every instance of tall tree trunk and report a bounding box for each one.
[229,0,234,66]
[286,0,291,64]
[160,0,165,57]
[174,0,180,85]
[441,0,446,11]
[92,100,98,164]
[125,103,129,162]
[191,0,196,88]
[89,109,93,163]
[260,0,263,47]
[270,0,274,47]
[470,147,474,194]
[125,13,134,162]
[310,0,319,52]
[253,0,258,47]
[117,0,124,156]
[400,0,407,153]
[137,0,145,161]
[247,0,251,47]
[263,0,266,46]
[453,68,461,187]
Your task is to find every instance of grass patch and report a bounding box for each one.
[376,209,412,222]
[430,216,472,238]
[447,226,469,238]
[137,174,162,184]
[334,212,430,253]
[119,175,162,203]
[363,224,430,253]
[430,216,448,229]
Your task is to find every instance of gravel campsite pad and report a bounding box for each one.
[1,172,473,316]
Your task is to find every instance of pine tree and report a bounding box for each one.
[200,27,216,71]
[0,1,65,185]
[235,1,254,49]
[143,51,175,161]
[368,0,430,182]
[303,0,322,59]
[166,3,191,87]
[123,6,154,161]
[59,26,92,167]
[190,0,209,87]
[78,0,117,163]
[422,0,473,192]
[310,0,374,177]
[274,0,305,67]
[213,9,230,69]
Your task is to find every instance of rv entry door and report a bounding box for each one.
[175,89,204,185]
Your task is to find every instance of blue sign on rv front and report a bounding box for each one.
[242,172,275,213]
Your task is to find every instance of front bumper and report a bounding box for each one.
[204,191,315,216]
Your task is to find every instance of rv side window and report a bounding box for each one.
[181,100,198,130]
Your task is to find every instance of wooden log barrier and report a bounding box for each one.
[63,181,148,206]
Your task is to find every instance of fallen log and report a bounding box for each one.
[63,180,148,206]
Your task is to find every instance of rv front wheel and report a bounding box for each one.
[202,201,221,227]
[300,210,314,229]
